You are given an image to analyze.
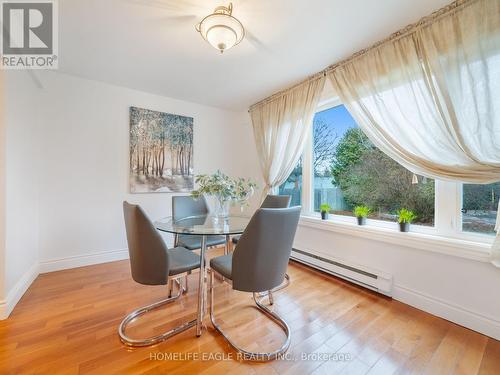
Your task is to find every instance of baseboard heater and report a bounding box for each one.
[291,248,393,296]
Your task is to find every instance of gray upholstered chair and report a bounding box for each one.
[209,206,301,361]
[119,201,200,347]
[231,194,292,294]
[172,195,227,251]
[231,194,291,245]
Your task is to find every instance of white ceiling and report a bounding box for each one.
[59,0,451,110]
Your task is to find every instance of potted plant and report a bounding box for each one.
[191,171,256,217]
[353,205,370,225]
[320,204,331,220]
[397,208,416,232]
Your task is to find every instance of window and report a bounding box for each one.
[278,158,302,207]
[312,105,435,226]
[462,182,500,235]
[277,98,496,243]
[312,106,354,214]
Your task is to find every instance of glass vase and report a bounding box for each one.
[236,186,255,212]
[214,196,231,218]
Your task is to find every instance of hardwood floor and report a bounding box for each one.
[0,248,498,375]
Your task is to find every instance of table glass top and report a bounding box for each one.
[155,215,251,235]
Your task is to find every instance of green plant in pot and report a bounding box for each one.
[320,204,331,220]
[397,208,416,232]
[353,205,370,225]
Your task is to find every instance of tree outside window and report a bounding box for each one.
[313,105,435,226]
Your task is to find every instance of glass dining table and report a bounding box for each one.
[155,214,251,336]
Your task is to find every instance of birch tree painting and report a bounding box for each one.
[129,107,193,193]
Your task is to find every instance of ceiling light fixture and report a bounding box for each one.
[195,3,244,54]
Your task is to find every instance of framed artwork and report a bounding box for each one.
[129,106,193,193]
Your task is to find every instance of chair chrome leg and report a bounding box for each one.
[224,235,230,255]
[268,290,274,305]
[209,269,291,361]
[168,279,174,298]
[119,276,196,347]
[218,235,231,282]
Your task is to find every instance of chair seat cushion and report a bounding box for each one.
[168,246,201,276]
[210,254,233,280]
[231,235,241,244]
[178,234,226,250]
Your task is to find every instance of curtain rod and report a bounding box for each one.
[248,0,476,112]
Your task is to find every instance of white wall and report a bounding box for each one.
[0,70,5,305]
[0,71,42,317]
[0,71,260,315]
[35,71,259,270]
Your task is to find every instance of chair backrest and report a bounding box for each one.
[172,195,209,220]
[232,207,301,292]
[123,201,169,285]
[261,195,291,209]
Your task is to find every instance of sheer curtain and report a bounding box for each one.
[328,0,500,265]
[249,76,326,199]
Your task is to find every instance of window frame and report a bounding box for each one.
[295,98,495,246]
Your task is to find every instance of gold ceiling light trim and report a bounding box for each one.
[195,2,245,53]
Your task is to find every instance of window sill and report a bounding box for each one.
[299,215,493,263]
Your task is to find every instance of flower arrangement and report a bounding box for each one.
[191,171,257,217]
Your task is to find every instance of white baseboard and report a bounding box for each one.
[0,249,130,319]
[393,284,500,341]
[39,248,129,274]
[0,262,39,319]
